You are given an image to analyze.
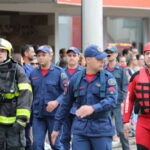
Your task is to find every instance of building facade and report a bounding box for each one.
[0,0,150,61]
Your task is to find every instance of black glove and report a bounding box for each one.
[13,119,26,133]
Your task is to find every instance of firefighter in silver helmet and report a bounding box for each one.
[0,38,32,150]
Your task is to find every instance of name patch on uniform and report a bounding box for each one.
[108,78,116,86]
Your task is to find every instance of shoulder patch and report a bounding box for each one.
[108,78,116,86]
[61,72,67,79]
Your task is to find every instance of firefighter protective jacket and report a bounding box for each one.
[0,59,33,126]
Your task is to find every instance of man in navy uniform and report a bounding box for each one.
[60,47,84,150]
[30,45,68,150]
[104,46,130,150]
[51,45,118,150]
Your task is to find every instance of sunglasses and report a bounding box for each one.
[31,63,39,65]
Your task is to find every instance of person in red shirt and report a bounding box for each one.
[123,42,150,150]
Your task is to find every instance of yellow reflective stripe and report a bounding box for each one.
[17,120,26,127]
[18,83,32,92]
[0,116,16,124]
[16,109,30,118]
[4,92,19,99]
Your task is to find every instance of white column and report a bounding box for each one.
[82,0,103,51]
[54,12,59,63]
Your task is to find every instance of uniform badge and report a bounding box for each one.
[61,73,67,79]
[95,83,101,87]
[108,78,116,86]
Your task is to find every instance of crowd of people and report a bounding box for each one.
[0,37,150,150]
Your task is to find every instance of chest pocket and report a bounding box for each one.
[114,71,121,86]
[74,88,86,98]
[46,81,57,92]
[78,89,86,96]
[92,85,100,97]
[32,78,41,87]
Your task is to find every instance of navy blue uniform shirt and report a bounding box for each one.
[54,69,118,137]
[30,64,68,118]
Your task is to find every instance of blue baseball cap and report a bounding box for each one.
[84,45,109,59]
[104,46,118,53]
[37,45,53,54]
[67,47,80,54]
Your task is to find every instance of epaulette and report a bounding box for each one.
[104,69,114,78]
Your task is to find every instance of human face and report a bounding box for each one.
[37,51,52,68]
[138,55,145,67]
[105,50,118,62]
[144,51,150,68]
[86,57,105,72]
[0,49,8,62]
[132,55,138,66]
[132,48,139,55]
[31,57,39,68]
[66,51,79,67]
[119,57,127,65]
[61,49,67,58]
[25,47,35,61]
[80,56,86,67]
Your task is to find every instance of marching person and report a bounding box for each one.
[104,46,130,150]
[20,44,35,150]
[51,45,118,150]
[123,42,150,150]
[30,45,68,150]
[0,38,32,150]
[60,47,84,150]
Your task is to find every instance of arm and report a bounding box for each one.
[46,71,69,112]
[54,78,75,131]
[15,64,33,127]
[123,72,138,123]
[122,68,129,102]
[123,72,137,138]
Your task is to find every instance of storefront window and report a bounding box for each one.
[105,17,144,51]
[58,16,81,50]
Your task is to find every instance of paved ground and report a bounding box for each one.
[113,144,136,150]
[113,138,136,150]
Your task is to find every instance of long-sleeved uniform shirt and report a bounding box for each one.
[54,69,118,137]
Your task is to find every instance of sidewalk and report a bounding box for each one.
[113,137,136,150]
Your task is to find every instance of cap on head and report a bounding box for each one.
[84,45,109,59]
[104,46,118,53]
[144,42,150,52]
[0,38,13,58]
[67,47,80,54]
[37,45,53,54]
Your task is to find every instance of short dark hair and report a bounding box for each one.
[59,48,66,55]
[20,44,33,57]
[122,48,129,56]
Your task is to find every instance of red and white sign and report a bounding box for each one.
[104,0,150,9]
[57,0,81,5]
[57,0,150,9]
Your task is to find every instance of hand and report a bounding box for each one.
[51,131,59,145]
[76,105,95,118]
[124,122,130,139]
[13,121,25,133]
[46,100,59,112]
[121,103,124,115]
